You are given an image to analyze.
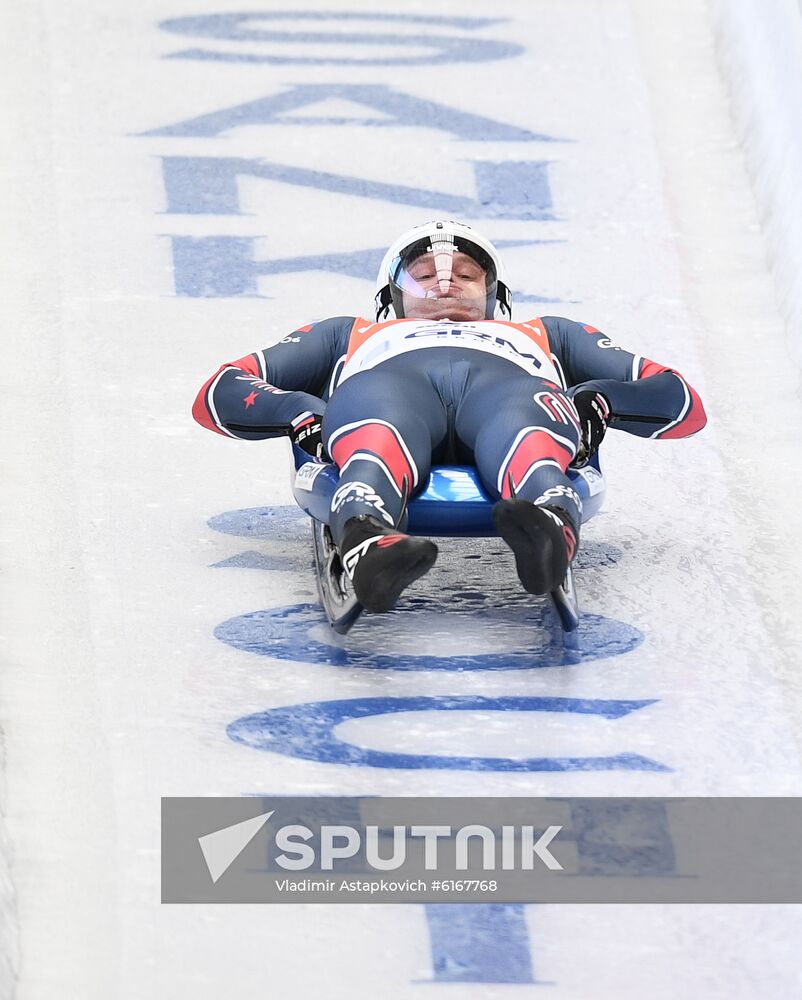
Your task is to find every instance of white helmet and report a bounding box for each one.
[374,220,512,322]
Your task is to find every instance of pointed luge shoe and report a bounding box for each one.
[339,515,438,613]
[492,499,578,595]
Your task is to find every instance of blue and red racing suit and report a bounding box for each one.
[193,315,706,542]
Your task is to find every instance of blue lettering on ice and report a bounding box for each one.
[141,83,560,142]
[169,237,562,299]
[211,551,309,573]
[207,504,311,540]
[425,905,535,984]
[214,602,642,671]
[226,696,670,772]
[566,799,676,876]
[170,241,392,297]
[515,291,575,303]
[169,242,392,297]
[208,504,611,545]
[159,156,555,220]
[423,803,676,985]
[158,12,524,66]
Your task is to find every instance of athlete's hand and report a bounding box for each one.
[570,390,611,466]
[289,411,326,459]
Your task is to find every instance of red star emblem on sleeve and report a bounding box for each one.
[243,391,258,408]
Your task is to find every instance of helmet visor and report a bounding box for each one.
[389,235,498,321]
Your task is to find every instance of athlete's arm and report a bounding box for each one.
[192,316,354,441]
[542,316,707,439]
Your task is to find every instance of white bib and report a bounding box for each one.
[339,319,559,384]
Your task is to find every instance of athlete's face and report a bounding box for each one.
[401,251,488,322]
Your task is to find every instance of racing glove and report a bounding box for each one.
[289,410,326,459]
[570,389,611,466]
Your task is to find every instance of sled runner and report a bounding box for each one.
[291,444,606,640]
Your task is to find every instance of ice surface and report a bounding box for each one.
[2,0,802,997]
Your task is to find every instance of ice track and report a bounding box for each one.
[2,1,802,997]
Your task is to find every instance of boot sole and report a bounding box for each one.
[493,500,567,596]
[357,539,438,613]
